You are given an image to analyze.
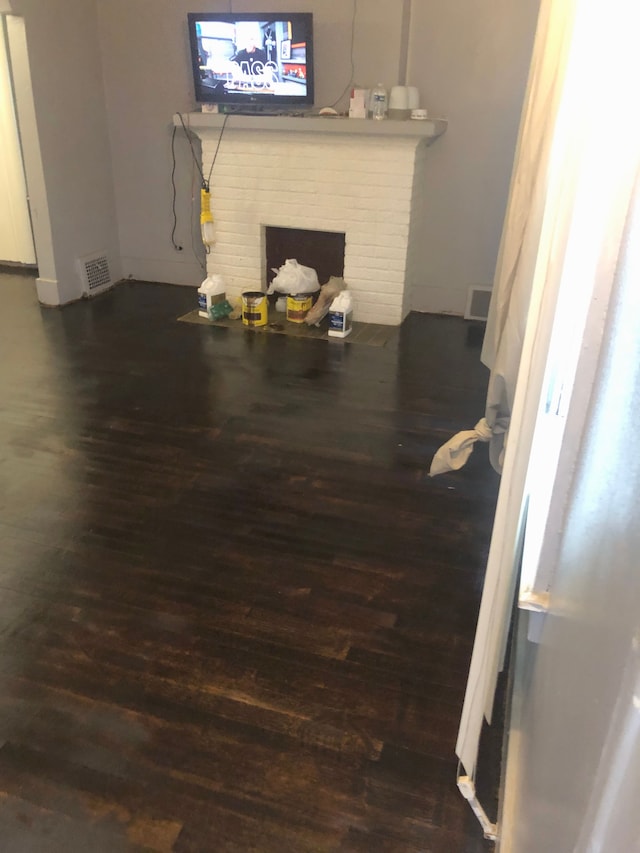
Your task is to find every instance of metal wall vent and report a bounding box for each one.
[78,251,112,295]
[464,286,492,321]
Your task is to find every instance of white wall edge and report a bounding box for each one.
[6,14,56,285]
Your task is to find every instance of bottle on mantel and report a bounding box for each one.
[370,84,388,120]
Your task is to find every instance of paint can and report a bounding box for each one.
[242,291,268,327]
[286,293,313,324]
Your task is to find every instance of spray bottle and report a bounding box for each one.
[328,291,353,338]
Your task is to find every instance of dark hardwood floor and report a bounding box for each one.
[0,274,499,852]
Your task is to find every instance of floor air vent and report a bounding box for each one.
[464,286,492,321]
[78,251,112,296]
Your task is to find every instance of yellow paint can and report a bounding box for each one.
[286,293,313,324]
[242,292,268,327]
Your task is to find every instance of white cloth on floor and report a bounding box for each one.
[429,418,494,476]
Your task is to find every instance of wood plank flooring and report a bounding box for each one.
[0,274,500,852]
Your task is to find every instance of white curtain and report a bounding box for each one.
[454,0,640,781]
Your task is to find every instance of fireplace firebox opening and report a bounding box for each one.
[265,226,346,291]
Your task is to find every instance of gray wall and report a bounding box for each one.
[13,0,121,304]
[12,0,539,311]
[406,0,539,314]
[96,0,412,290]
[95,0,539,312]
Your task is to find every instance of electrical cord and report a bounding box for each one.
[330,0,358,110]
[207,113,229,187]
[175,111,228,191]
[169,124,182,251]
[190,150,206,270]
[172,111,229,258]
[175,111,206,187]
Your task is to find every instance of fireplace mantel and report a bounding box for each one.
[174,111,447,144]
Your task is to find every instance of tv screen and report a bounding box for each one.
[187,12,314,110]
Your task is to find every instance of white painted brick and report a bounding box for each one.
[356,285,405,302]
[346,273,404,290]
[352,281,406,298]
[368,245,409,262]
[354,291,402,306]
[196,128,427,325]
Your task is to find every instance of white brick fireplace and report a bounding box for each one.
[180,114,446,325]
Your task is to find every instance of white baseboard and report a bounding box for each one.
[121,256,204,287]
[410,285,467,316]
[36,277,60,305]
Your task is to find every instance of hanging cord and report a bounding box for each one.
[175,111,206,187]
[173,112,229,255]
[169,124,182,251]
[190,145,206,272]
[206,113,229,188]
[201,114,229,252]
[330,0,358,110]
[175,111,228,192]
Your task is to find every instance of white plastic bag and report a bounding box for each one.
[268,258,319,295]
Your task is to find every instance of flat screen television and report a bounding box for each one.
[187,12,314,111]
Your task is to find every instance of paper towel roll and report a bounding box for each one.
[389,86,408,110]
[406,86,420,110]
